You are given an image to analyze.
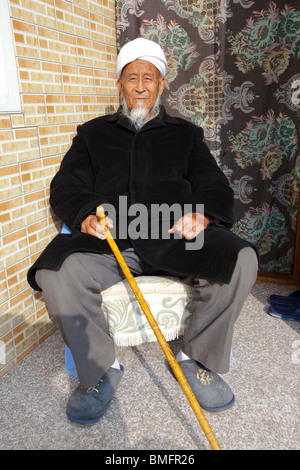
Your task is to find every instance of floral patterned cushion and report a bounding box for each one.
[101,276,195,346]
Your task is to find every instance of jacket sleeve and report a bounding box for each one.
[50,124,106,231]
[187,128,234,225]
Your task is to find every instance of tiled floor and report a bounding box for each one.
[1,281,299,450]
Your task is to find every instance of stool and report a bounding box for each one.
[65,275,196,378]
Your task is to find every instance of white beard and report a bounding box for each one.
[120,91,161,128]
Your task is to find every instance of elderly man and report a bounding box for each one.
[27,38,258,426]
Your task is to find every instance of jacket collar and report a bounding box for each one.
[105,105,180,132]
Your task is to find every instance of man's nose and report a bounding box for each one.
[136,77,145,93]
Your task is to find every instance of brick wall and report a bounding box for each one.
[0,0,119,378]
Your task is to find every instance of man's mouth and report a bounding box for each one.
[134,98,148,108]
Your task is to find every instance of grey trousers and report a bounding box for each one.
[36,247,257,388]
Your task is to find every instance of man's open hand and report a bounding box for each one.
[168,213,210,240]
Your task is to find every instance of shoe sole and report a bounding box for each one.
[66,399,112,426]
[269,311,300,322]
[269,306,300,322]
[201,395,235,413]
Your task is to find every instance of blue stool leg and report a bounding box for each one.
[65,345,78,379]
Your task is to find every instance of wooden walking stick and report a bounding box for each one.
[96,206,221,450]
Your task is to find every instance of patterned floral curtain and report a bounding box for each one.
[116,0,300,274]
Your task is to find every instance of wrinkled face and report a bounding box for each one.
[117,59,165,111]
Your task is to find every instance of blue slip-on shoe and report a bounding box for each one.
[269,304,300,322]
[66,365,124,426]
[271,297,300,307]
[169,359,235,413]
[270,290,300,306]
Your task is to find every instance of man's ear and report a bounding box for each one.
[159,76,165,95]
[117,78,122,94]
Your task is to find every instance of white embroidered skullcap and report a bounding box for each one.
[117,38,167,78]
